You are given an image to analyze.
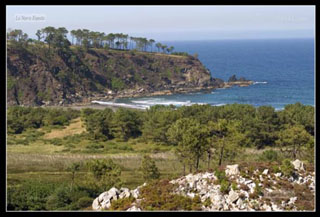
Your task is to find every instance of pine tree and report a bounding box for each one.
[140,155,160,181]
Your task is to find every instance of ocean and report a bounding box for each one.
[97,38,315,110]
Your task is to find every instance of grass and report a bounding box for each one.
[43,117,86,139]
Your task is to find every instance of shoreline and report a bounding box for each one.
[45,80,254,111]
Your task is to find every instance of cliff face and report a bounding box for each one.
[7,45,223,106]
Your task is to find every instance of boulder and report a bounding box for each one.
[291,159,305,171]
[127,206,141,211]
[288,197,297,205]
[131,188,140,199]
[262,169,269,175]
[228,191,239,203]
[225,164,240,177]
[92,198,101,210]
[236,198,244,209]
[275,172,282,178]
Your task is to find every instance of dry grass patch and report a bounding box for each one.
[43,117,86,139]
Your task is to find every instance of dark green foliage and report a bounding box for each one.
[171,51,189,56]
[142,105,178,143]
[82,108,114,140]
[7,180,56,210]
[140,155,160,181]
[111,77,125,91]
[76,196,93,209]
[276,125,313,159]
[85,159,122,194]
[111,108,143,141]
[139,180,202,210]
[45,184,91,210]
[7,106,80,134]
[259,150,279,162]
[278,103,314,136]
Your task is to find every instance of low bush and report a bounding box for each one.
[220,179,230,194]
[77,196,93,209]
[259,150,279,162]
[7,180,56,210]
[280,159,295,177]
[139,179,202,210]
[110,197,135,210]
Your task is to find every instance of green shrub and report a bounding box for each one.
[7,180,56,210]
[214,169,226,183]
[231,182,238,191]
[280,159,295,177]
[85,159,122,193]
[140,155,160,181]
[85,143,104,150]
[77,196,93,209]
[271,165,281,173]
[110,196,135,210]
[259,150,279,162]
[139,179,201,210]
[220,179,230,194]
[45,185,90,210]
[203,198,212,207]
[50,138,63,146]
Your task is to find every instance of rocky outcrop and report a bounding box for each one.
[223,74,253,88]
[92,160,314,211]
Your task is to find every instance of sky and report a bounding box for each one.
[6,6,315,41]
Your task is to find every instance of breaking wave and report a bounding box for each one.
[253,81,268,85]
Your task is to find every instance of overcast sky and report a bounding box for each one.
[6,5,315,41]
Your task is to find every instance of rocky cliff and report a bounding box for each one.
[7,45,226,106]
[92,159,314,211]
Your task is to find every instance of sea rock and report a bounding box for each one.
[225,164,240,176]
[291,159,305,171]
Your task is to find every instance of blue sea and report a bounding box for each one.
[97,38,315,110]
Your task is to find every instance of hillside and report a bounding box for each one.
[7,44,225,106]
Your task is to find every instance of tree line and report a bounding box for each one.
[7,103,314,174]
[7,27,176,54]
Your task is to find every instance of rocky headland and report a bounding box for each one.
[7,45,253,107]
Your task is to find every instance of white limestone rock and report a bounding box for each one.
[127,206,141,211]
[225,164,240,177]
[291,159,305,171]
[228,190,239,203]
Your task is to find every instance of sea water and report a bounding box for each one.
[98,38,315,110]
